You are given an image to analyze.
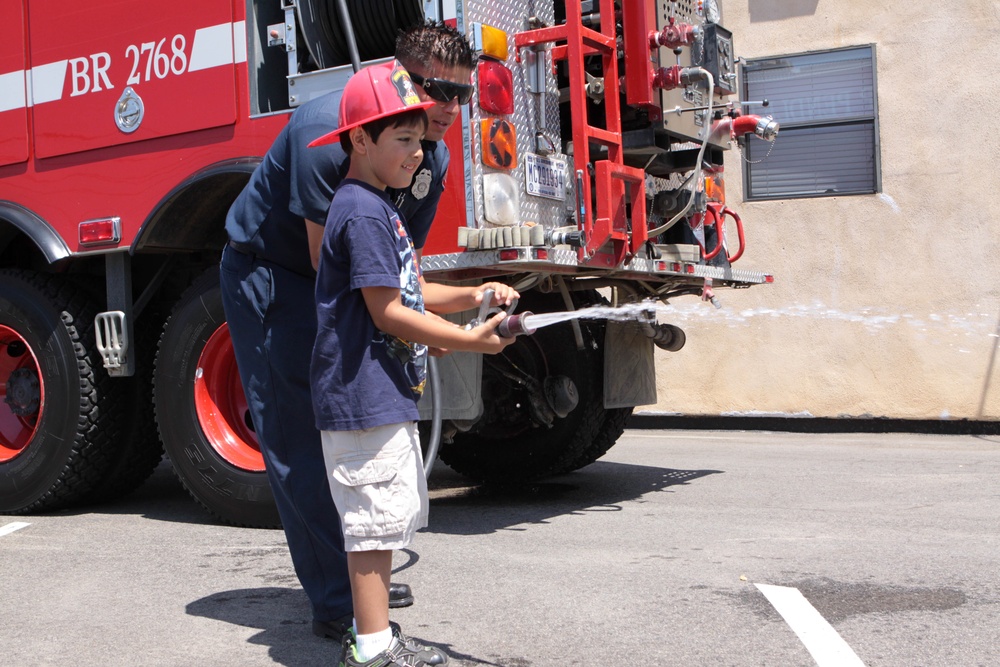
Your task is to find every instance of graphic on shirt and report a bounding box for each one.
[377,214,427,395]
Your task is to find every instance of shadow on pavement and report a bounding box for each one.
[82,459,226,526]
[186,587,335,667]
[184,460,719,665]
[424,460,721,536]
[66,457,721,533]
[186,586,504,666]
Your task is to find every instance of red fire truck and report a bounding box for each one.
[0,0,777,526]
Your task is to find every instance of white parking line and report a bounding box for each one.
[756,583,866,667]
[0,521,31,537]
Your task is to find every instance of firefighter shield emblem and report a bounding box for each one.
[411,168,432,200]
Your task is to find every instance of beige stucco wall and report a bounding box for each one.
[645,1,1000,420]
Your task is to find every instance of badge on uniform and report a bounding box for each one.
[411,168,432,200]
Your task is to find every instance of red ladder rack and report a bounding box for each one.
[514,0,647,268]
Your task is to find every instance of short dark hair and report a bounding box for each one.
[395,20,475,72]
[340,107,428,154]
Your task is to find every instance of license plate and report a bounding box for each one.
[524,153,567,201]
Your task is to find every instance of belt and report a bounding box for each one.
[228,239,257,257]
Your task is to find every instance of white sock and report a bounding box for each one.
[354,625,393,662]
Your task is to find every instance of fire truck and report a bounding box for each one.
[0,0,777,526]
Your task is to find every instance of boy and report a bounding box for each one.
[308,62,517,666]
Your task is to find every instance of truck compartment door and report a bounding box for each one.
[27,0,239,158]
[0,0,28,167]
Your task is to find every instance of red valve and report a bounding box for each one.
[653,65,683,90]
[730,114,780,141]
[649,19,699,50]
[701,203,746,263]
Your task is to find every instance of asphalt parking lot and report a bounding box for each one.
[3,429,999,666]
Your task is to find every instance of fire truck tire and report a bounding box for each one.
[153,268,280,528]
[438,290,611,484]
[83,306,164,503]
[553,405,634,474]
[0,270,121,513]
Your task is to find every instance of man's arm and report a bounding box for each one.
[306,219,324,271]
[420,277,520,315]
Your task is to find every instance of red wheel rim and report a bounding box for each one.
[194,324,264,472]
[0,325,44,462]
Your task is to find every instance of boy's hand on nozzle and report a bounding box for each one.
[470,312,516,353]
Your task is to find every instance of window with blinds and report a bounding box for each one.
[740,45,881,200]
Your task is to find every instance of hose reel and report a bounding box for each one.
[296,0,425,70]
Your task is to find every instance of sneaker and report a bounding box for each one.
[339,625,448,667]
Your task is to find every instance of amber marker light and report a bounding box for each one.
[481,118,517,170]
[705,174,726,205]
[474,23,509,61]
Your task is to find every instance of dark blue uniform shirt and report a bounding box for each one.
[224,93,449,277]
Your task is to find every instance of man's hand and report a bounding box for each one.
[476,282,520,309]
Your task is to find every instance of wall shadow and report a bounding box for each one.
[748,0,820,22]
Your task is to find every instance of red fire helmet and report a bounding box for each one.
[309,60,435,148]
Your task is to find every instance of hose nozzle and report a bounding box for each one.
[496,312,537,338]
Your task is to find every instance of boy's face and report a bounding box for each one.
[362,124,426,190]
[407,60,474,142]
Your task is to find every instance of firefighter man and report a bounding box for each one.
[219,21,491,649]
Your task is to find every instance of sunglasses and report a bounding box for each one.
[409,72,474,105]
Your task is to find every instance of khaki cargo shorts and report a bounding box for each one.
[321,422,428,552]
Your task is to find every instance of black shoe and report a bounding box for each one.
[314,582,412,639]
[389,624,447,666]
[389,582,414,609]
[313,612,353,640]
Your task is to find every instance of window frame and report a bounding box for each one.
[739,44,882,202]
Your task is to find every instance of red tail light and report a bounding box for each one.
[79,217,121,246]
[478,60,514,115]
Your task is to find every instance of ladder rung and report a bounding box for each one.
[585,126,621,147]
[580,27,616,51]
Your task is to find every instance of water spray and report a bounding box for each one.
[470,288,692,350]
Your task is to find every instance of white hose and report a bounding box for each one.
[646,68,715,238]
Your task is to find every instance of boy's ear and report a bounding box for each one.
[349,127,368,154]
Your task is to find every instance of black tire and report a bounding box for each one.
[83,304,164,503]
[553,405,633,474]
[153,267,279,528]
[0,270,122,513]
[438,290,613,484]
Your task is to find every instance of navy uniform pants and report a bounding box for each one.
[219,245,352,622]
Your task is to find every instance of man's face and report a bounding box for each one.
[407,61,473,143]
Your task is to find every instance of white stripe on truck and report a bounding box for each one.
[0,21,248,112]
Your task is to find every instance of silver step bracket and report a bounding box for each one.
[94,311,129,374]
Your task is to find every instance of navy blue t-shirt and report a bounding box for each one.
[311,180,428,432]
[224,93,449,277]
